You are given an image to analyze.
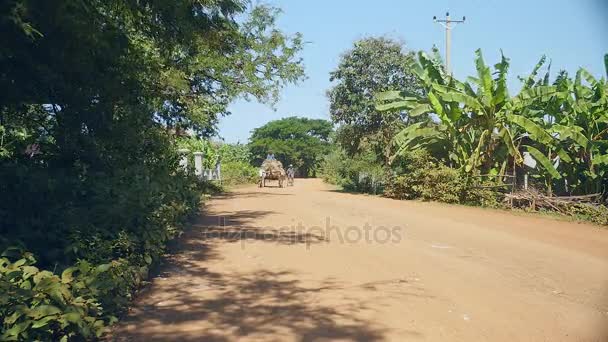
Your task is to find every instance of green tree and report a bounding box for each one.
[0,0,304,258]
[0,1,305,338]
[327,37,423,164]
[249,117,332,177]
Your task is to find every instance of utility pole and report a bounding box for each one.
[433,12,466,75]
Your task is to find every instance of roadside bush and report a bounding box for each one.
[319,149,348,186]
[0,136,206,340]
[320,148,385,193]
[462,185,501,208]
[0,248,179,341]
[218,143,252,164]
[565,203,608,225]
[1,252,105,341]
[385,150,501,206]
[221,161,259,186]
[386,164,464,203]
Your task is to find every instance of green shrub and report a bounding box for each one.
[566,203,608,225]
[218,143,253,164]
[0,175,204,340]
[319,149,348,186]
[0,252,105,341]
[221,161,259,186]
[385,150,501,206]
[320,148,385,193]
[0,248,173,341]
[462,185,501,208]
[386,164,464,203]
[0,142,206,340]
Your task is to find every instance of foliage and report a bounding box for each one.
[249,117,332,177]
[385,150,462,203]
[319,148,350,186]
[176,137,216,169]
[320,146,385,194]
[214,143,259,185]
[377,50,608,199]
[175,138,258,185]
[327,37,423,162]
[385,151,499,206]
[0,1,304,139]
[1,252,105,341]
[0,0,305,339]
[221,161,259,186]
[565,204,608,225]
[218,143,253,164]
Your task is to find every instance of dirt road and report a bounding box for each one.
[114,179,608,341]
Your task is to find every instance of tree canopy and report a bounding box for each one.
[327,37,423,162]
[1,0,305,260]
[249,117,332,177]
[1,1,304,147]
[0,1,305,339]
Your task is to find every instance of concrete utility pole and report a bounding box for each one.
[433,12,466,75]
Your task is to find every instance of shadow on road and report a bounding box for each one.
[322,188,382,197]
[194,209,327,245]
[214,191,293,200]
[114,267,385,341]
[110,191,388,341]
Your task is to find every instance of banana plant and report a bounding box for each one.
[377,49,607,196]
[549,59,608,194]
[506,55,608,195]
[377,49,562,177]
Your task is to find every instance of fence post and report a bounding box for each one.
[193,152,204,177]
[215,161,222,185]
[177,149,190,171]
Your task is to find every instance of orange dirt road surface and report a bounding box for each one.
[112,179,608,341]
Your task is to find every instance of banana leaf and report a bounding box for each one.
[376,100,416,112]
[499,127,523,164]
[592,153,608,165]
[511,86,559,109]
[542,60,552,86]
[475,49,493,107]
[465,130,489,172]
[391,123,441,160]
[551,124,589,148]
[522,55,546,90]
[432,88,483,112]
[428,92,452,128]
[375,90,403,102]
[492,51,510,106]
[526,145,562,179]
[410,103,433,117]
[464,82,477,97]
[507,114,554,145]
[418,51,445,85]
[556,148,573,164]
[578,68,598,86]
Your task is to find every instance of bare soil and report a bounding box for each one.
[112,179,608,341]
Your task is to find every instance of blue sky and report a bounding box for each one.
[218,0,608,143]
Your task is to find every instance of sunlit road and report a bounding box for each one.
[113,179,608,341]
